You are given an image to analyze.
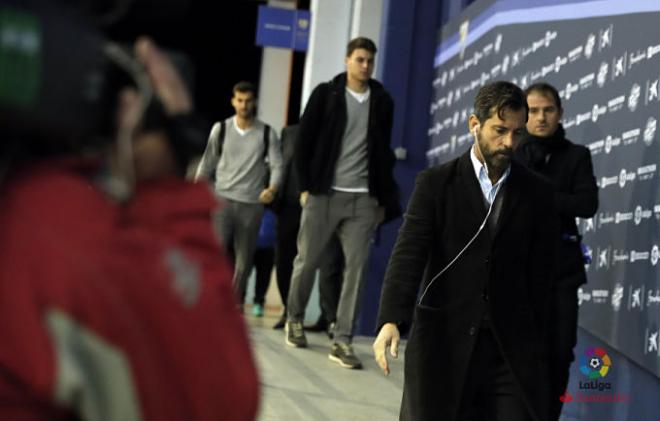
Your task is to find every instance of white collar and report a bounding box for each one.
[345,87,370,103]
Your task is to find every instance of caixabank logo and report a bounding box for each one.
[561,347,631,404]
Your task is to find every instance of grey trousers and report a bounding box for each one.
[213,198,264,304]
[287,191,377,344]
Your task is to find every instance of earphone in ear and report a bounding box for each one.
[472,123,480,138]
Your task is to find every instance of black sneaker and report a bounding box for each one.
[328,343,362,369]
[272,315,286,330]
[285,321,307,348]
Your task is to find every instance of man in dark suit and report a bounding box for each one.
[373,81,559,421]
[515,82,598,420]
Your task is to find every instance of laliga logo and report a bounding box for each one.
[644,117,656,146]
[619,169,627,188]
[579,347,612,391]
[652,245,659,266]
[634,205,642,225]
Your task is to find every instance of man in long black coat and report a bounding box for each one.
[373,81,559,421]
[515,82,598,420]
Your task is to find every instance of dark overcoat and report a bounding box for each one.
[377,151,559,421]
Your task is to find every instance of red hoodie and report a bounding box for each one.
[0,158,259,421]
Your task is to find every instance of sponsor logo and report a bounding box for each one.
[580,73,595,90]
[619,168,635,187]
[644,117,656,146]
[592,104,606,122]
[569,45,583,62]
[633,206,653,225]
[604,135,621,154]
[588,139,604,154]
[580,347,611,379]
[577,111,593,126]
[631,287,643,309]
[622,128,640,145]
[598,248,610,269]
[655,204,660,220]
[592,289,610,304]
[651,245,659,266]
[584,217,596,232]
[599,212,614,227]
[612,249,629,264]
[648,289,660,306]
[601,175,619,189]
[629,50,646,69]
[628,83,641,112]
[615,211,633,224]
[630,250,650,263]
[646,328,659,355]
[607,95,625,113]
[599,25,613,51]
[494,33,503,53]
[565,82,579,99]
[611,284,624,311]
[613,53,627,79]
[647,43,660,59]
[597,62,608,87]
[502,54,510,74]
[578,288,592,306]
[585,33,596,59]
[512,49,521,67]
[648,79,659,103]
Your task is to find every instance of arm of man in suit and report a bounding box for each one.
[373,169,436,375]
[555,147,598,218]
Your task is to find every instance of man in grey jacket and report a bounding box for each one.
[195,81,282,308]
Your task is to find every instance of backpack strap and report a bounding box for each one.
[263,124,270,160]
[216,120,226,157]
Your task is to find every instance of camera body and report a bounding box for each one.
[0,0,119,150]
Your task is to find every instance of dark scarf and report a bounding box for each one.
[519,124,570,169]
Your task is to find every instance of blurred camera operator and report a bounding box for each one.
[0,2,259,420]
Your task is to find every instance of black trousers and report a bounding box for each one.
[252,247,274,305]
[458,328,533,421]
[549,285,579,420]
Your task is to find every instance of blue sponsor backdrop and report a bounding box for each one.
[427,0,660,381]
[255,6,310,51]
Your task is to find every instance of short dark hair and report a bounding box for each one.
[346,37,377,57]
[473,81,527,124]
[525,82,562,110]
[232,81,257,97]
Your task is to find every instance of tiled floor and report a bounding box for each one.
[247,314,406,421]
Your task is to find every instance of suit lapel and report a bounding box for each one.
[493,161,522,240]
[457,150,488,224]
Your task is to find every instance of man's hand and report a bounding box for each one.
[372,322,400,375]
[299,191,309,207]
[259,186,276,204]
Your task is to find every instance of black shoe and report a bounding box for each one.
[326,321,336,340]
[272,316,286,330]
[328,343,362,369]
[304,317,328,332]
[285,321,307,348]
